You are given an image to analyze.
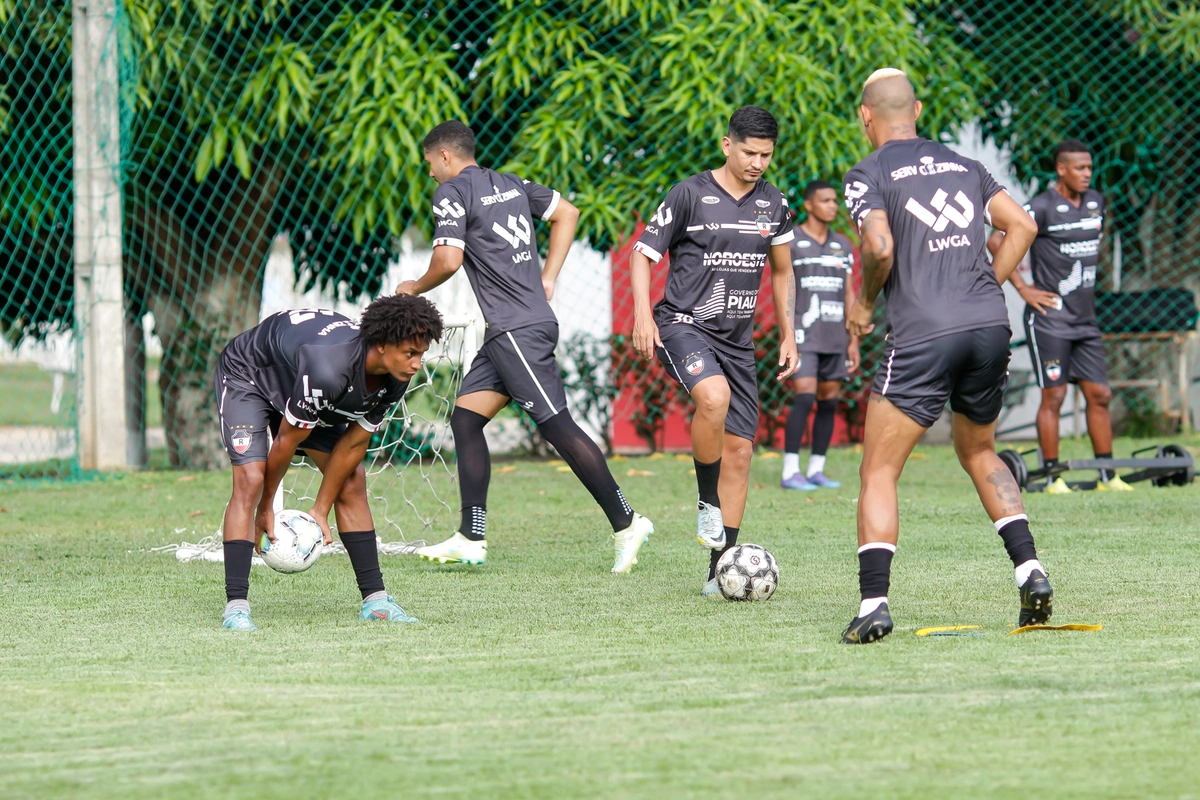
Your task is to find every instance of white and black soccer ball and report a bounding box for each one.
[260,509,324,573]
[715,544,779,601]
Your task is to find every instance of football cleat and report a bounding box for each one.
[416,532,487,565]
[361,595,418,623]
[807,471,842,489]
[697,501,726,550]
[841,603,893,644]
[1018,570,1054,627]
[1045,477,1073,494]
[221,609,257,632]
[702,577,722,598]
[1096,474,1134,492]
[780,473,817,491]
[612,513,654,573]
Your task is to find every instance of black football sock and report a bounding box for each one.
[812,398,837,457]
[223,539,254,602]
[1095,451,1113,482]
[340,530,385,600]
[694,457,722,508]
[784,393,816,454]
[857,542,895,612]
[452,407,492,538]
[708,526,740,581]
[995,514,1037,567]
[537,411,634,532]
[1043,457,1059,470]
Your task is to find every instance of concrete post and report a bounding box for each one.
[72,0,129,469]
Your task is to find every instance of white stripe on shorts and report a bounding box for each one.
[1027,313,1044,389]
[881,346,897,395]
[505,331,559,415]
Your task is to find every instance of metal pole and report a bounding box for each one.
[72,0,129,469]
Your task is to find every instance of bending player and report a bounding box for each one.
[841,69,1049,643]
[780,180,861,490]
[987,139,1129,493]
[398,121,653,573]
[629,106,798,596]
[214,295,444,631]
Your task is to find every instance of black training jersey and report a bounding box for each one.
[843,138,1009,348]
[791,228,854,354]
[634,170,794,354]
[1025,188,1105,338]
[219,309,409,432]
[431,165,560,342]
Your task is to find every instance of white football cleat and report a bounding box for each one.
[416,532,487,565]
[696,501,726,550]
[611,513,654,573]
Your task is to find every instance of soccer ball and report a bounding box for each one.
[260,509,324,573]
[715,544,779,601]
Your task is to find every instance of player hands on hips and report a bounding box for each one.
[397,121,653,573]
[987,139,1128,494]
[839,69,1052,644]
[780,180,862,492]
[214,294,445,631]
[628,106,799,596]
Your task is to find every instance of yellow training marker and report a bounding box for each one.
[1008,623,1103,635]
[915,625,983,637]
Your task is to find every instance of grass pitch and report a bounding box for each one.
[2,436,1199,798]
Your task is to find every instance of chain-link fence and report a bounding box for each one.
[2,0,1198,477]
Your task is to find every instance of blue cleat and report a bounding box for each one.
[361,595,419,623]
[781,473,818,491]
[702,577,722,598]
[807,471,842,488]
[222,609,257,632]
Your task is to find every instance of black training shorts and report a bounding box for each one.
[872,326,1011,428]
[458,322,568,425]
[656,323,760,442]
[794,351,849,383]
[1023,314,1108,389]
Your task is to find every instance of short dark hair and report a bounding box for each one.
[803,180,835,201]
[1054,139,1090,163]
[728,106,778,143]
[360,294,444,348]
[423,121,475,158]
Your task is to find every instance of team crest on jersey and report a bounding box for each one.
[755,215,772,237]
[685,356,705,376]
[231,430,252,454]
[702,195,720,204]
[755,199,771,208]
[1044,360,1063,381]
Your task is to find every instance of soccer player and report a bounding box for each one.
[629,106,798,596]
[214,294,445,631]
[397,121,653,572]
[987,140,1129,493]
[840,69,1050,643]
[780,180,861,491]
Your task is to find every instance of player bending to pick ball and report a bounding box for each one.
[780,180,861,491]
[630,106,798,596]
[398,121,653,573]
[214,294,444,631]
[840,69,1051,644]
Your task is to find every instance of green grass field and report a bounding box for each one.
[2,437,1199,798]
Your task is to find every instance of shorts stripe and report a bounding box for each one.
[662,348,690,394]
[505,331,558,415]
[1027,313,1044,389]
[881,347,897,395]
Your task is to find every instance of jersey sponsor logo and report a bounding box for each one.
[434,198,465,219]
[318,319,358,336]
[727,290,758,312]
[928,233,972,252]
[795,255,850,270]
[1086,200,1099,210]
[1047,217,1102,233]
[889,156,970,181]
[1059,239,1100,257]
[904,188,975,232]
[645,225,659,235]
[685,356,705,375]
[693,279,726,321]
[651,203,673,227]
[755,214,771,237]
[801,295,821,328]
[436,218,459,228]
[702,195,720,204]
[820,300,845,321]
[230,429,252,454]
[705,222,721,231]
[800,275,845,291]
[829,241,843,249]
[492,213,532,248]
[480,186,522,206]
[1057,260,1096,296]
[796,239,812,248]
[755,199,771,208]
[1056,204,1070,212]
[845,181,869,201]
[1044,360,1063,381]
[703,251,766,269]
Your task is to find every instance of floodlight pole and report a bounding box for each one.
[72,0,129,469]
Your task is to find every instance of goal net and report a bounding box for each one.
[165,315,476,563]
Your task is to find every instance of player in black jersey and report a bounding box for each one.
[629,106,798,596]
[214,294,444,631]
[780,180,860,491]
[987,140,1129,493]
[397,121,653,573]
[840,69,1051,643]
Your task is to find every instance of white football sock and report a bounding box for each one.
[1014,559,1044,588]
[783,452,800,479]
[858,596,888,617]
[225,599,249,615]
[806,454,827,477]
[362,590,388,604]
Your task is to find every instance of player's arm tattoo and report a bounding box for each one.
[785,272,796,324]
[986,466,1025,516]
[858,209,894,305]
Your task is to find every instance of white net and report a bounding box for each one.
[161,316,476,563]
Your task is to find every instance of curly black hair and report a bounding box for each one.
[360,294,444,348]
